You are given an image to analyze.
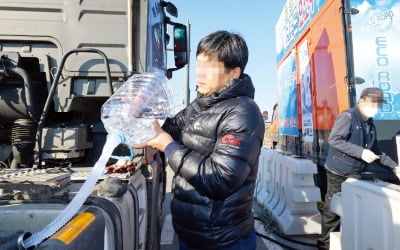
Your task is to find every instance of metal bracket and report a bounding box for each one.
[343,8,359,15]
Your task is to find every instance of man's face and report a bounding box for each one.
[195,53,236,96]
[359,96,381,118]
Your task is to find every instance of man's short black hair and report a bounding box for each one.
[196,31,248,75]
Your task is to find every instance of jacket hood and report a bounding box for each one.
[196,74,255,110]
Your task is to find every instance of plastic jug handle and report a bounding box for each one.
[109,131,134,160]
[110,146,134,160]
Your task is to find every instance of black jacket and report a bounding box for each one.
[325,106,397,176]
[162,74,265,249]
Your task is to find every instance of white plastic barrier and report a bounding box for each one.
[331,179,400,250]
[254,148,321,235]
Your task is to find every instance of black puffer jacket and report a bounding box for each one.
[162,74,265,249]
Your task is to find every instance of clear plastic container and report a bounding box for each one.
[101,72,172,145]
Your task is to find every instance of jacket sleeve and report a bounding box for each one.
[162,107,187,141]
[167,110,264,200]
[371,137,398,168]
[378,152,397,168]
[328,112,364,158]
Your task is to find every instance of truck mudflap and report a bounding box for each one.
[38,206,106,250]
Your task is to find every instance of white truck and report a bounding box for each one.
[0,0,188,249]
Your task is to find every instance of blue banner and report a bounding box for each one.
[299,40,314,142]
[351,0,400,120]
[276,0,328,63]
[278,51,298,136]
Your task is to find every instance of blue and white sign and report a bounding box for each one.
[351,0,400,120]
[278,51,298,136]
[299,40,314,142]
[276,0,328,63]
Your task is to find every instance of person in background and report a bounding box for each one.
[318,87,398,249]
[135,30,265,249]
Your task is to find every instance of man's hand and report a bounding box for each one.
[133,120,173,152]
[361,149,380,163]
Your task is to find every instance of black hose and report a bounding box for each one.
[255,230,298,250]
[254,217,319,248]
[10,67,40,123]
[0,230,24,250]
[274,230,319,247]
[0,64,40,123]
[0,230,34,250]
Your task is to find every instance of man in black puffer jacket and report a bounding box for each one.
[137,31,265,249]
